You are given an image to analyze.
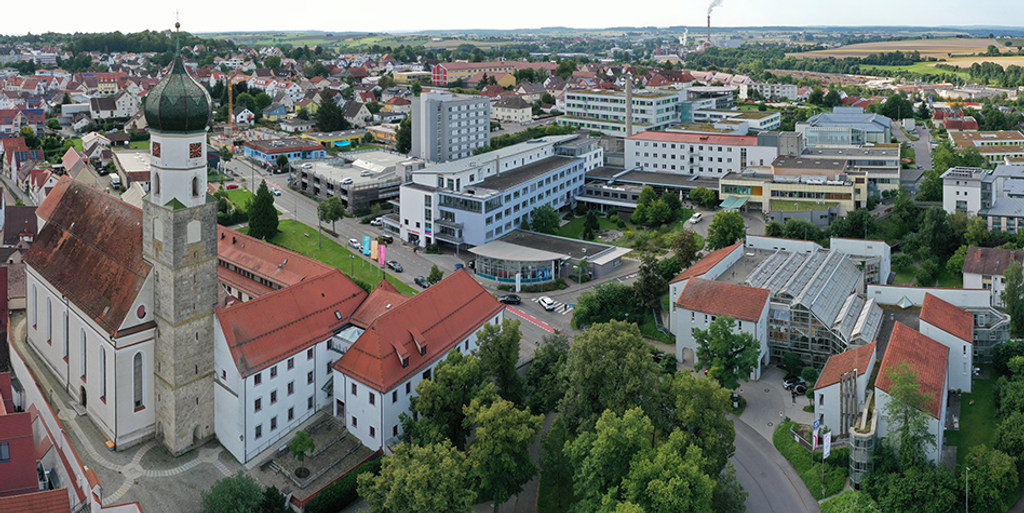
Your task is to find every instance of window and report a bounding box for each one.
[422,369,431,381]
[270,366,278,378]
[80,329,87,378]
[392,391,398,403]
[393,425,399,437]
[46,298,52,341]
[307,396,314,409]
[255,398,262,412]
[133,353,144,409]
[192,176,200,197]
[287,381,294,395]
[99,346,106,399]
[307,371,314,384]
[270,417,277,431]
[351,416,358,427]
[307,348,314,360]
[369,393,375,405]
[254,373,262,385]
[369,426,376,438]
[351,383,357,396]
[255,425,262,439]
[406,382,411,394]
[270,390,277,404]
[288,407,295,421]
[287,357,295,370]
[819,395,824,406]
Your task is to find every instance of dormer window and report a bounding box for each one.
[401,357,409,368]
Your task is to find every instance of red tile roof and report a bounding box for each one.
[217,270,368,377]
[0,489,70,513]
[875,322,948,419]
[217,226,334,293]
[815,341,876,390]
[349,280,410,328]
[920,293,973,343]
[627,131,760,146]
[334,270,503,393]
[26,177,151,336]
[961,246,1024,276]
[670,242,742,284]
[675,278,770,323]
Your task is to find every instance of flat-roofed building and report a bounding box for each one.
[558,89,691,136]
[624,130,779,178]
[950,130,1024,165]
[243,138,327,166]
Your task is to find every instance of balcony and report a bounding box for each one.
[434,231,464,244]
[434,217,464,230]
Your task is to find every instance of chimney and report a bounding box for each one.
[625,79,633,136]
[707,15,711,45]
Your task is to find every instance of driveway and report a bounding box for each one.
[732,418,821,513]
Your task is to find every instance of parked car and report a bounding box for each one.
[414,276,431,288]
[349,238,361,250]
[538,296,556,311]
[783,377,808,394]
[226,184,239,190]
[690,212,703,223]
[378,234,393,244]
[468,259,476,270]
[386,260,403,272]
[370,217,383,227]
[498,294,521,305]
[340,177,354,185]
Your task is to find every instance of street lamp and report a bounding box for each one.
[349,254,354,276]
[573,265,581,287]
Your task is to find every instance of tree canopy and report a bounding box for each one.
[475,319,526,406]
[528,204,561,235]
[247,181,279,241]
[706,210,745,250]
[694,316,761,390]
[358,441,475,513]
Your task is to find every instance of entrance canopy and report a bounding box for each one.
[720,195,749,210]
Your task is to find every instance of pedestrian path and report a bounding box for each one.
[530,296,574,315]
[506,307,555,333]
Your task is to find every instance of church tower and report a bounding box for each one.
[142,24,218,455]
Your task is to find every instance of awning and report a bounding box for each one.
[719,196,748,210]
[320,375,334,393]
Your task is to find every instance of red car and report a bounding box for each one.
[226,184,240,190]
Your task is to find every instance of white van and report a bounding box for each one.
[109,175,122,188]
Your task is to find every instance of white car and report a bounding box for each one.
[272,188,281,196]
[538,296,556,311]
[370,217,383,227]
[340,177,354,185]
[349,238,361,250]
[690,212,703,223]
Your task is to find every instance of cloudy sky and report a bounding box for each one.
[6,0,1024,35]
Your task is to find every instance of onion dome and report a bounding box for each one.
[144,55,212,133]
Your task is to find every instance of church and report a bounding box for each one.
[23,41,507,463]
[25,44,219,454]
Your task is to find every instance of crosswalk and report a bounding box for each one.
[531,297,574,315]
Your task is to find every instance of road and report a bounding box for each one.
[895,122,934,196]
[732,419,821,513]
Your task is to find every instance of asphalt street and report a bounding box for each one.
[732,418,821,513]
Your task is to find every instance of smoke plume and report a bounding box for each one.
[708,0,723,15]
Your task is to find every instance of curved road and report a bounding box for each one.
[732,418,821,513]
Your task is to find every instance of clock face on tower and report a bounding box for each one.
[189,142,202,159]
[152,142,161,158]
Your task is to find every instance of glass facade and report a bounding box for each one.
[476,256,559,284]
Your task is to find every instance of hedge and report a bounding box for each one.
[303,457,382,513]
[773,420,848,499]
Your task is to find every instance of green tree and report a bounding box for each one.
[315,93,350,132]
[289,431,316,462]
[475,319,526,406]
[965,216,991,247]
[264,55,281,69]
[919,208,954,259]
[962,445,1019,513]
[318,195,345,234]
[667,372,737,476]
[528,204,560,235]
[765,221,783,238]
[396,116,412,153]
[465,397,543,513]
[694,316,760,390]
[201,471,264,513]
[426,264,444,284]
[873,465,959,513]
[275,154,288,170]
[645,199,671,226]
[620,431,718,512]
[358,441,475,513]
[366,101,382,115]
[400,350,489,449]
[411,81,423,96]
[572,282,635,327]
[565,407,658,510]
[706,210,745,250]
[235,92,257,114]
[637,185,657,208]
[661,190,682,215]
[821,490,882,513]
[1005,262,1024,337]
[824,89,842,107]
[808,88,825,105]
[259,486,291,513]
[255,92,273,110]
[247,181,279,241]
[882,363,937,467]
[946,245,968,276]
[526,331,570,413]
[633,254,667,310]
[296,106,309,120]
[559,320,662,434]
[690,187,717,209]
[781,218,820,242]
[672,229,700,269]
[996,410,1024,470]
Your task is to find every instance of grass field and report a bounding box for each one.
[244,220,418,296]
[860,62,967,77]
[206,32,432,50]
[943,365,996,467]
[790,38,1008,60]
[558,216,627,240]
[68,138,83,151]
[224,189,255,210]
[113,141,150,151]
[771,200,838,212]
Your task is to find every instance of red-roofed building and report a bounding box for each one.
[962,246,1024,307]
[813,342,876,439]
[0,489,70,512]
[673,277,771,379]
[919,293,974,393]
[332,270,504,450]
[875,322,949,464]
[0,372,36,497]
[217,226,334,302]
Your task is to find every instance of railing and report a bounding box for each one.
[434,231,464,244]
[434,217,464,230]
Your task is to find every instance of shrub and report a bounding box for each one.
[304,458,382,513]
[425,243,441,254]
[360,216,373,224]
[773,420,848,499]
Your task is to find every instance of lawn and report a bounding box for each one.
[224,189,255,211]
[248,220,418,297]
[114,140,150,151]
[68,138,83,151]
[558,216,627,240]
[935,267,963,288]
[773,420,848,500]
[771,200,839,212]
[637,310,674,345]
[902,146,916,162]
[893,265,915,284]
[943,365,997,467]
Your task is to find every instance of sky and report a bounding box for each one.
[6,0,1024,36]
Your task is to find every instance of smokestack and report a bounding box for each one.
[625,79,633,136]
[707,15,711,45]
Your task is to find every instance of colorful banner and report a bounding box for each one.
[379,244,386,266]
[823,432,831,460]
[363,236,371,256]
[370,240,379,259]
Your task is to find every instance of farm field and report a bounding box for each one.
[789,38,1008,59]
[423,39,510,49]
[205,33,431,49]
[931,55,1024,69]
[859,62,967,77]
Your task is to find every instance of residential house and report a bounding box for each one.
[262,103,287,122]
[813,341,877,442]
[366,124,398,146]
[81,131,110,151]
[492,95,532,124]
[0,372,43,497]
[961,246,1024,307]
[272,92,294,112]
[232,107,255,125]
[1,137,43,182]
[919,293,975,393]
[29,167,59,205]
[382,97,410,114]
[61,146,101,189]
[515,82,546,103]
[874,322,949,465]
[112,90,140,118]
[280,118,315,134]
[0,109,26,134]
[673,278,771,380]
[342,101,372,128]
[294,98,317,116]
